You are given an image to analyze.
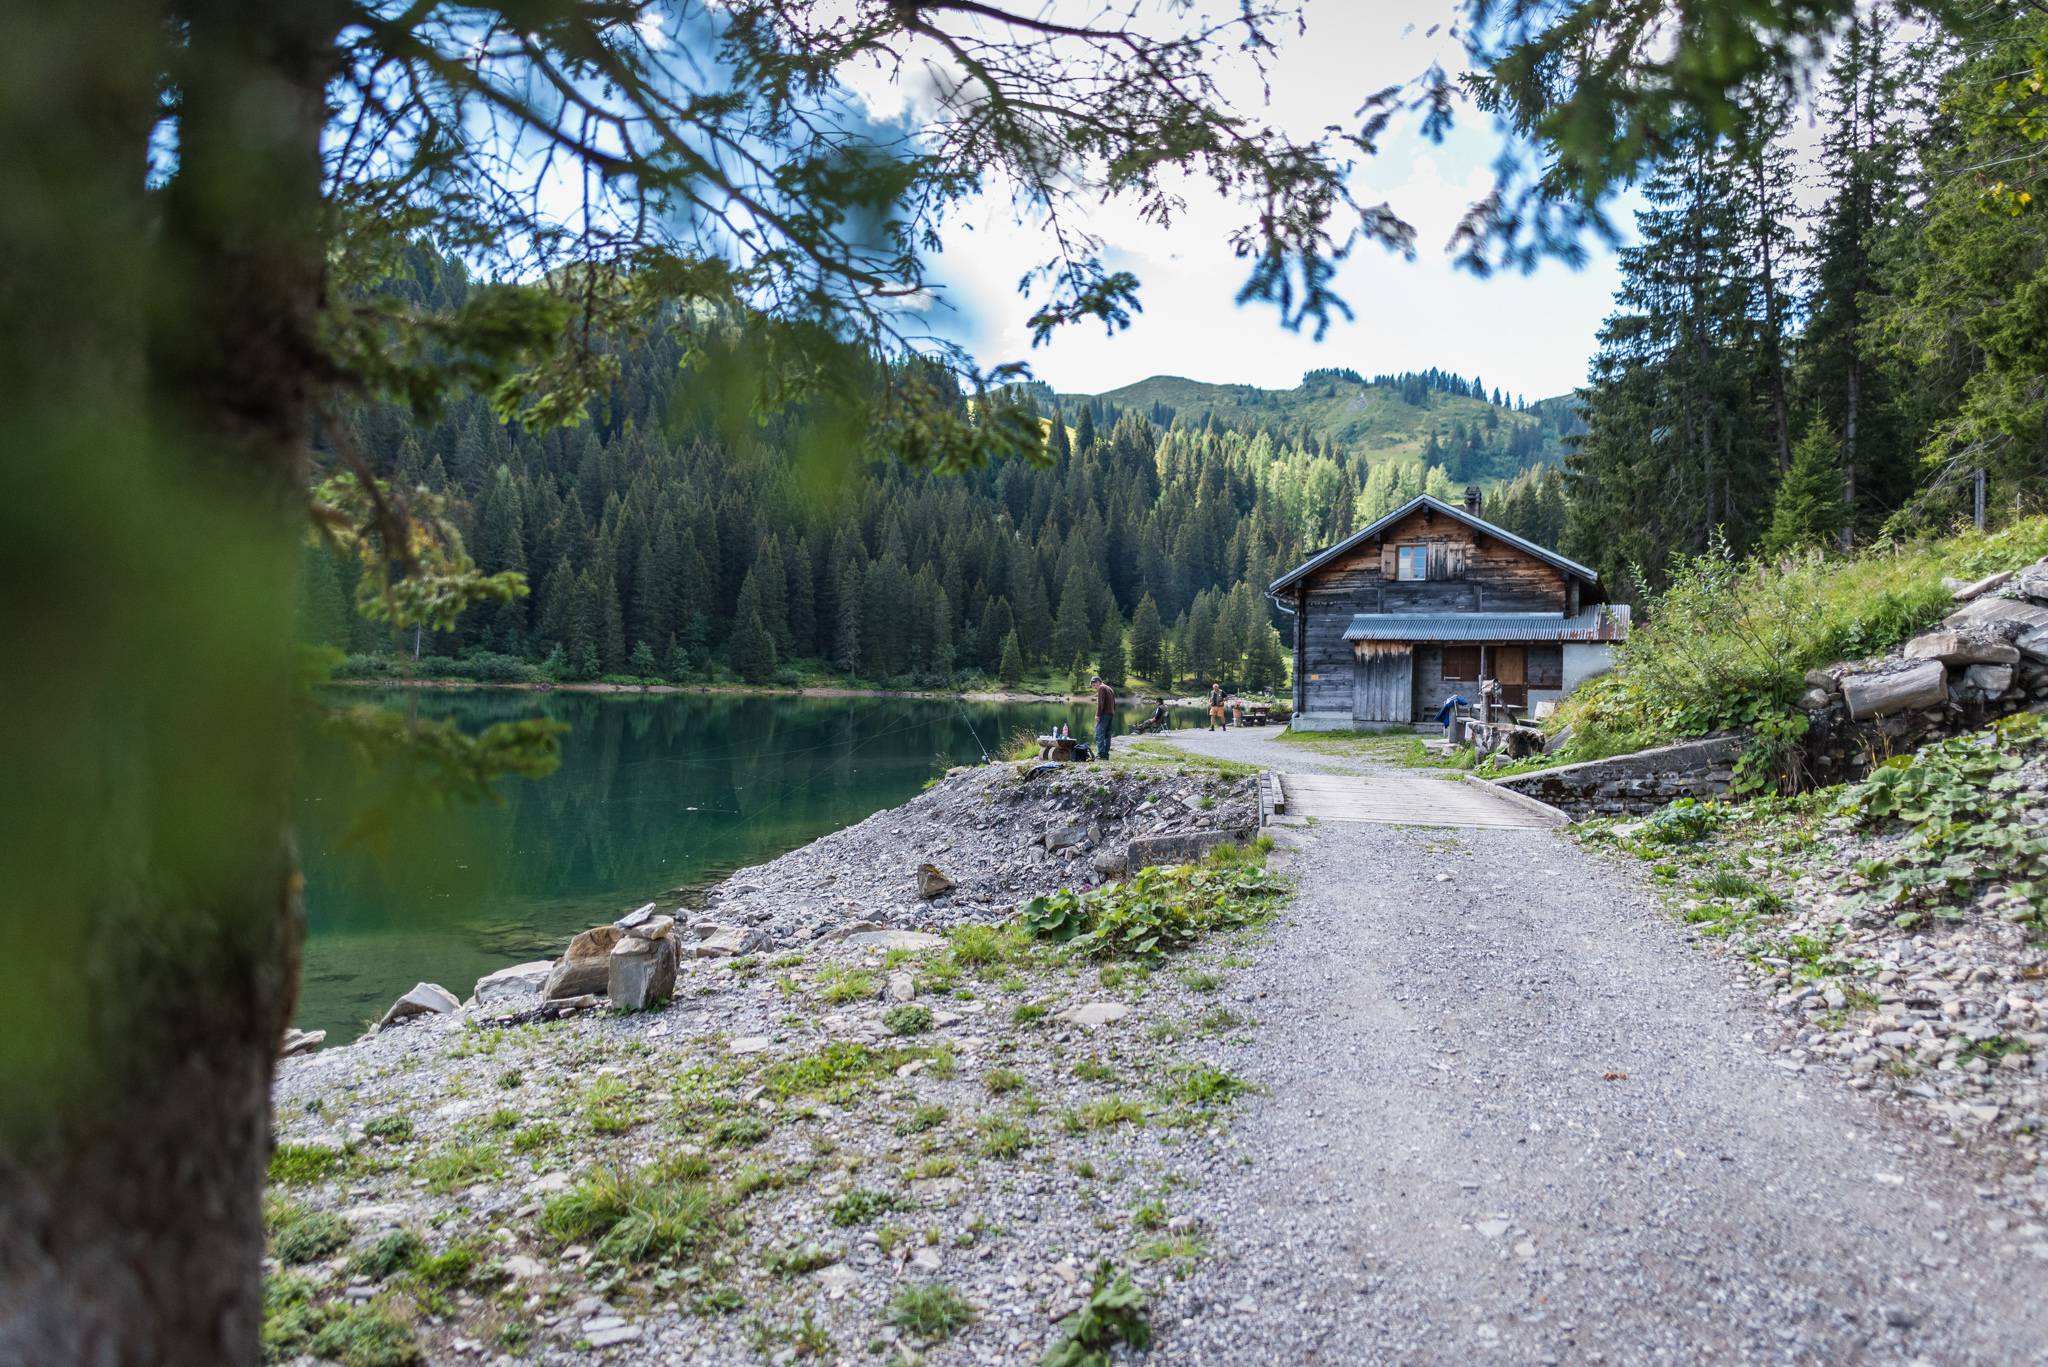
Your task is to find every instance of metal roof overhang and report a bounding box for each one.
[1341,606,1630,644]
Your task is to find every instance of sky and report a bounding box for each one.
[867,1,1631,403]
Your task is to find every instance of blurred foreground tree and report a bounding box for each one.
[0,0,1943,1359]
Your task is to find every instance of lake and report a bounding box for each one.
[296,689,1161,1041]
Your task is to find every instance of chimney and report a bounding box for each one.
[1463,485,1482,516]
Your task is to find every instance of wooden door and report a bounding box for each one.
[1353,645,1414,723]
[1494,645,1528,710]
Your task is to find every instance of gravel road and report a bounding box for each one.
[1144,727,2048,1364]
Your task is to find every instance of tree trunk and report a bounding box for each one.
[1841,359,1860,551]
[0,2,339,1362]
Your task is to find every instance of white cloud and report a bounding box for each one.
[895,0,1623,401]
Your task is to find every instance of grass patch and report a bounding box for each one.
[361,1114,413,1144]
[977,1115,1033,1159]
[895,1104,948,1135]
[262,1278,423,1367]
[818,966,880,1004]
[347,1229,425,1280]
[1179,969,1221,993]
[711,1114,773,1149]
[982,1067,1026,1096]
[414,1143,503,1193]
[270,1205,352,1265]
[1156,1062,1254,1110]
[828,1188,909,1226]
[1062,1096,1148,1133]
[539,1157,720,1266]
[887,1282,976,1342]
[268,1143,343,1187]
[580,1076,638,1134]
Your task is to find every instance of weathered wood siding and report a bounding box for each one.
[1353,643,1413,722]
[1293,509,1573,719]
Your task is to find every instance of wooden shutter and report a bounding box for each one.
[1380,542,1395,578]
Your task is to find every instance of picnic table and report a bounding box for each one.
[1036,734,1079,762]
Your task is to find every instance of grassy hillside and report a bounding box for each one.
[1553,518,2048,775]
[1054,373,1573,476]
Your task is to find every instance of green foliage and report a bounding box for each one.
[1040,1262,1151,1367]
[268,1144,344,1186]
[539,1158,720,1266]
[347,1230,424,1281]
[1763,417,1849,555]
[361,1114,413,1143]
[1638,799,1724,847]
[263,1276,424,1367]
[827,1188,909,1227]
[1155,1063,1255,1110]
[882,1004,934,1036]
[1552,520,2048,765]
[887,1282,977,1342]
[1832,713,2048,929]
[270,1206,352,1265]
[1021,863,1288,960]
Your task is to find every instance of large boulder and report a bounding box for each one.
[1961,663,2016,697]
[608,934,679,1011]
[544,925,625,1001]
[1901,630,2020,666]
[690,925,767,958]
[1842,660,1950,721]
[474,960,553,1005]
[378,981,459,1029]
[917,864,956,900]
[2016,562,2048,604]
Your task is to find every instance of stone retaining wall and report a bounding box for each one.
[1492,735,1745,817]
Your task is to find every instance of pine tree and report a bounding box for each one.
[628,639,659,678]
[1074,404,1096,453]
[998,630,1024,688]
[729,603,778,683]
[1051,562,1094,667]
[1097,611,1126,687]
[1128,592,1164,682]
[833,559,864,674]
[1763,417,1849,555]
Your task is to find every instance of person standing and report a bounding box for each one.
[1092,673,1116,760]
[1208,681,1225,732]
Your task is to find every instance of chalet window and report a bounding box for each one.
[1441,645,1480,681]
[1395,544,1429,581]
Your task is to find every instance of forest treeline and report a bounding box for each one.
[305,252,1573,691]
[1565,7,2048,597]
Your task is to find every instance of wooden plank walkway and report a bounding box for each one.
[1267,770,1559,830]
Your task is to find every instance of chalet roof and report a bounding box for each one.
[1341,606,1630,644]
[1266,494,1601,596]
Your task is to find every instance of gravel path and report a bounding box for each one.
[1140,732,2048,1364]
[1146,723,1398,776]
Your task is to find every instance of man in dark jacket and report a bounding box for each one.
[1091,674,1116,760]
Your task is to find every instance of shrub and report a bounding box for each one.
[882,1004,934,1036]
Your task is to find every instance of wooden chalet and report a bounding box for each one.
[1268,489,1629,731]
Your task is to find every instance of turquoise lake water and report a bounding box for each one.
[296,689,1156,1041]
